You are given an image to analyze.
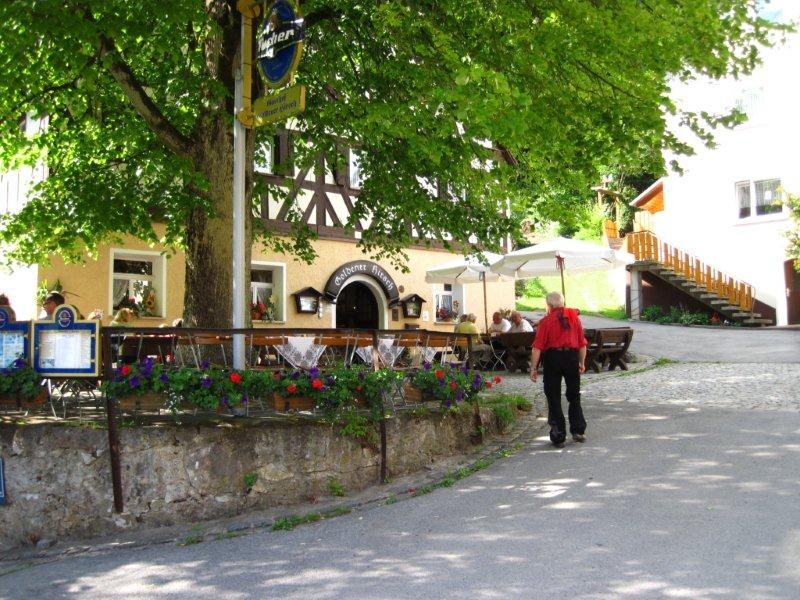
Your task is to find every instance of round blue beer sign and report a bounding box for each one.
[257,0,305,89]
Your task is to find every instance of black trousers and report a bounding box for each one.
[542,349,586,443]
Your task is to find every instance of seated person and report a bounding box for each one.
[0,293,16,320]
[509,311,534,333]
[39,291,65,318]
[455,313,492,366]
[488,311,511,334]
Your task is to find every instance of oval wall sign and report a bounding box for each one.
[256,0,305,89]
[324,261,401,304]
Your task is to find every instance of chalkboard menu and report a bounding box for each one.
[0,306,29,368]
[32,305,100,377]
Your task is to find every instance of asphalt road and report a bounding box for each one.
[566,315,799,363]
[2,359,800,599]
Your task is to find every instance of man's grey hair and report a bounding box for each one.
[545,291,564,308]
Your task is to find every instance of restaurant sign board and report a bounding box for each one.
[324,261,401,305]
[256,0,305,89]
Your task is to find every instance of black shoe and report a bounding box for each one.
[551,440,565,448]
[572,434,586,443]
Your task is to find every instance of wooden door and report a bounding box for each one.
[785,260,800,325]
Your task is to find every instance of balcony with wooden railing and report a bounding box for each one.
[626,231,754,312]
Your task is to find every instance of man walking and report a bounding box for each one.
[530,292,587,448]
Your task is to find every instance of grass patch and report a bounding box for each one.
[515,271,626,317]
[618,356,678,377]
[411,457,495,497]
[327,477,346,497]
[177,525,204,546]
[480,394,532,432]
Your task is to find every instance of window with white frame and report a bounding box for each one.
[349,149,363,189]
[251,263,285,321]
[111,250,165,317]
[434,283,463,322]
[736,178,783,219]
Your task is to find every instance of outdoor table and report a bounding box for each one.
[495,331,536,372]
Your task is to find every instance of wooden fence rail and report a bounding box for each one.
[626,231,754,312]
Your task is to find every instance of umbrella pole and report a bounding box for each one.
[482,273,489,333]
[560,266,566,303]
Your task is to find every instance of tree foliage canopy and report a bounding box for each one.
[0,1,783,318]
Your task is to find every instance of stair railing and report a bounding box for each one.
[626,231,754,312]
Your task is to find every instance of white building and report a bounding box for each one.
[629,13,800,326]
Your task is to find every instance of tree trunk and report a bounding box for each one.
[184,114,253,328]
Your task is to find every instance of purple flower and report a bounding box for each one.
[438,379,446,387]
[460,365,469,375]
[159,373,169,384]
[241,394,249,404]
[422,362,432,370]
[309,367,320,378]
[358,371,366,380]
[139,358,154,377]
[290,370,301,381]
[128,376,140,389]
[472,373,483,389]
[200,360,211,370]
[201,376,212,388]
[325,375,335,386]
[455,390,464,402]
[13,357,26,369]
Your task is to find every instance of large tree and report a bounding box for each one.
[0,1,781,326]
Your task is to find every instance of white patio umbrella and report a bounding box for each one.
[491,237,635,303]
[425,252,508,332]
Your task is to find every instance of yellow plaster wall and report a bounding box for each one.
[38,234,515,332]
[37,226,186,327]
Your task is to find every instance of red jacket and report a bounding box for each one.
[532,308,586,351]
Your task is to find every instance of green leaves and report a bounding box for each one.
[0,0,786,311]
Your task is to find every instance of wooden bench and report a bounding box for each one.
[587,328,633,372]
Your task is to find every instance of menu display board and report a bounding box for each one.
[32,305,100,377]
[0,306,29,368]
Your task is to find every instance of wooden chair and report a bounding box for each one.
[595,328,634,371]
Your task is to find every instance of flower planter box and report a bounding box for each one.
[0,388,47,412]
[117,391,167,412]
[271,393,316,412]
[403,383,434,403]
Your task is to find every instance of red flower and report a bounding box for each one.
[287,383,298,394]
[486,382,493,389]
[230,372,242,384]
[494,375,502,384]
[435,369,444,379]
[120,364,131,376]
[311,378,323,390]
[449,381,458,391]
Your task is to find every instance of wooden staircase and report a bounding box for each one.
[625,231,772,326]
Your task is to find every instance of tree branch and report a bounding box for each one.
[92,24,193,159]
[304,6,343,29]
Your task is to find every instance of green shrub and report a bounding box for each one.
[641,305,664,321]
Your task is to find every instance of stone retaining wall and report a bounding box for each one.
[0,408,495,551]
